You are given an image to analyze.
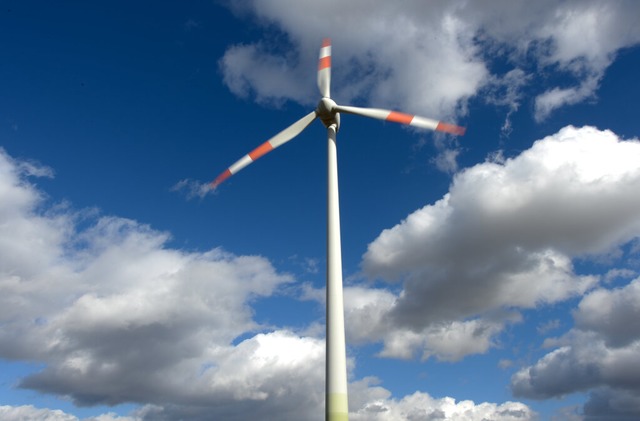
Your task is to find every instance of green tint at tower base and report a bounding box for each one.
[327,392,348,421]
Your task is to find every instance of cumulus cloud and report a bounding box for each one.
[514,280,640,391]
[347,126,640,360]
[0,385,536,421]
[220,41,313,106]
[221,0,489,119]
[0,405,137,421]
[220,0,640,125]
[0,405,79,421]
[0,382,536,421]
[583,387,640,420]
[349,379,535,421]
[530,1,640,120]
[1,146,535,419]
[0,147,326,418]
[511,278,640,418]
[340,283,518,361]
[574,279,640,347]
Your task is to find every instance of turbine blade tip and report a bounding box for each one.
[213,169,232,187]
[436,122,466,136]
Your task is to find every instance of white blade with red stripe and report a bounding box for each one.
[212,38,466,189]
[334,104,466,135]
[317,38,331,98]
[212,110,317,187]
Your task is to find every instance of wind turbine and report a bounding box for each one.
[212,38,465,421]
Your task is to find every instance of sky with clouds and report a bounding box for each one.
[2,1,640,420]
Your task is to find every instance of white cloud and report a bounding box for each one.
[537,319,561,335]
[343,286,396,344]
[0,147,329,417]
[220,41,313,106]
[0,405,79,421]
[380,317,516,362]
[0,405,138,421]
[432,147,461,174]
[341,283,520,361]
[0,381,537,421]
[221,0,490,119]
[220,0,640,124]
[512,336,640,415]
[347,126,640,360]
[484,69,530,137]
[0,145,535,420]
[574,278,640,347]
[215,1,640,177]
[513,0,640,120]
[365,125,640,276]
[604,268,636,283]
[349,379,535,421]
[170,178,213,199]
[534,75,600,122]
[511,278,640,418]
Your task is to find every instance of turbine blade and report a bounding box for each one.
[317,38,331,98]
[212,111,318,187]
[334,105,466,135]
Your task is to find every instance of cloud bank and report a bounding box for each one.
[220,0,640,123]
[5,123,639,418]
[0,146,535,419]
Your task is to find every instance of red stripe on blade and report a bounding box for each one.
[386,111,414,125]
[248,141,274,161]
[436,122,466,136]
[318,56,331,70]
[212,169,232,187]
[322,38,331,47]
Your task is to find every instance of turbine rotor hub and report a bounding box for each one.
[317,97,340,130]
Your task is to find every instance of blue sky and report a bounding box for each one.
[2,1,640,420]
